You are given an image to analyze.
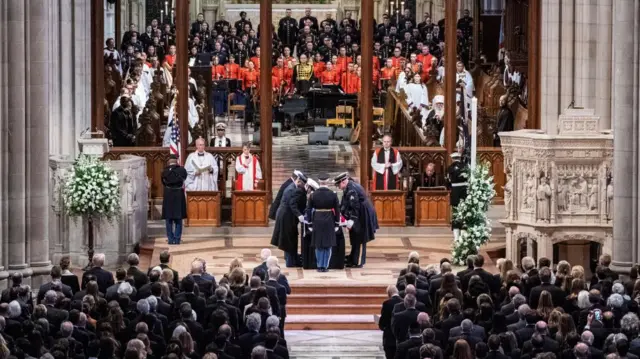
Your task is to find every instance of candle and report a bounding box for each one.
[471,97,478,170]
[161,10,164,24]
[171,9,174,24]
[164,1,168,16]
[401,1,405,13]
[396,10,399,24]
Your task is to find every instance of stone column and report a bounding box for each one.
[0,0,8,286]
[6,0,28,273]
[27,0,52,286]
[611,0,639,273]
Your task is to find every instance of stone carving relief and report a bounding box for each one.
[555,164,600,214]
[606,173,613,221]
[518,162,537,213]
[51,168,68,212]
[503,167,513,219]
[536,174,551,223]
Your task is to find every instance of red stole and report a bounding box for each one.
[236,155,258,190]
[373,148,400,190]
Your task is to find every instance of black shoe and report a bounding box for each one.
[316,268,323,272]
[322,268,329,272]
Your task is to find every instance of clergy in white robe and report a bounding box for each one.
[371,134,403,190]
[184,138,219,191]
[235,143,263,191]
[456,61,474,108]
[395,68,409,93]
[405,73,430,111]
[162,97,200,146]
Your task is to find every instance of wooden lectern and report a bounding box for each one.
[414,187,450,226]
[231,179,268,227]
[186,191,222,227]
[369,190,406,227]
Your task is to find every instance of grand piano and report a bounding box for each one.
[279,86,358,128]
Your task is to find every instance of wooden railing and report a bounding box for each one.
[103,147,262,200]
[389,90,430,147]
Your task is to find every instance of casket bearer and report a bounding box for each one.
[334,172,379,268]
[371,134,403,190]
[270,170,304,220]
[306,174,341,272]
[446,151,468,242]
[271,172,308,268]
[185,138,219,191]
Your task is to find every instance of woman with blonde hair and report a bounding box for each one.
[224,257,250,286]
[547,308,564,337]
[229,267,249,298]
[571,265,585,280]
[178,331,198,359]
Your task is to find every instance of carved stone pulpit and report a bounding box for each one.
[499,109,613,268]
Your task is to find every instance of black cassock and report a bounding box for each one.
[111,107,136,147]
[494,106,515,147]
[302,188,346,269]
[161,165,187,220]
[269,178,294,220]
[270,183,306,254]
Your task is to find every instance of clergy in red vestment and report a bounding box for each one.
[370,134,403,190]
[235,143,263,191]
[320,62,340,85]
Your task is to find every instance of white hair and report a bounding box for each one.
[612,283,626,295]
[608,293,624,309]
[136,299,150,314]
[521,256,535,271]
[408,251,419,261]
[7,301,21,318]
[260,248,272,261]
[191,260,204,274]
[146,296,157,311]
[246,313,262,332]
[92,253,106,267]
[268,266,280,280]
[172,325,187,339]
[577,290,591,309]
[118,282,134,296]
[266,256,279,268]
[265,315,280,330]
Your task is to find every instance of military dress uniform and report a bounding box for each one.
[271,174,308,267]
[306,174,341,272]
[445,152,468,234]
[292,63,315,94]
[278,16,299,53]
[335,173,379,268]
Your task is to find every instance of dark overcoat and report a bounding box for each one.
[270,183,306,253]
[161,164,187,220]
[269,177,293,220]
[341,180,379,244]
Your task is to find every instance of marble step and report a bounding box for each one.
[285,314,379,330]
[288,294,387,306]
[287,304,381,315]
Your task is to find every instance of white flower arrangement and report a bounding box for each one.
[62,155,121,221]
[452,163,496,265]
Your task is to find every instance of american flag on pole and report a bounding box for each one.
[169,119,181,164]
[498,13,505,49]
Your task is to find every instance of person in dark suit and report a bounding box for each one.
[148,250,180,289]
[203,287,241,334]
[238,313,265,358]
[265,267,288,331]
[392,294,421,345]
[437,298,464,337]
[126,253,149,290]
[105,268,137,302]
[399,273,431,311]
[187,259,216,298]
[251,269,282,318]
[150,282,173,321]
[82,253,114,294]
[515,310,540,347]
[42,290,69,330]
[395,322,423,359]
[136,269,160,301]
[429,262,460,306]
[461,254,500,295]
[252,248,272,277]
[521,321,560,354]
[269,171,302,221]
[161,155,188,245]
[174,276,206,322]
[59,256,80,294]
[380,285,403,359]
[487,334,511,359]
[447,320,483,357]
[590,254,619,287]
[528,267,566,309]
[37,265,73,303]
[456,255,476,282]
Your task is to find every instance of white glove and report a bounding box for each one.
[334,227,339,232]
[346,220,354,229]
[298,215,305,223]
[308,228,313,232]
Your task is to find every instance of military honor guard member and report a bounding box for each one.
[306,174,341,272]
[371,134,403,190]
[446,151,469,242]
[271,173,309,268]
[270,170,303,220]
[184,138,219,191]
[334,172,379,268]
[235,142,263,190]
[210,122,231,147]
[161,155,187,245]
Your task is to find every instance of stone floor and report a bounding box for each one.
[219,117,360,193]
